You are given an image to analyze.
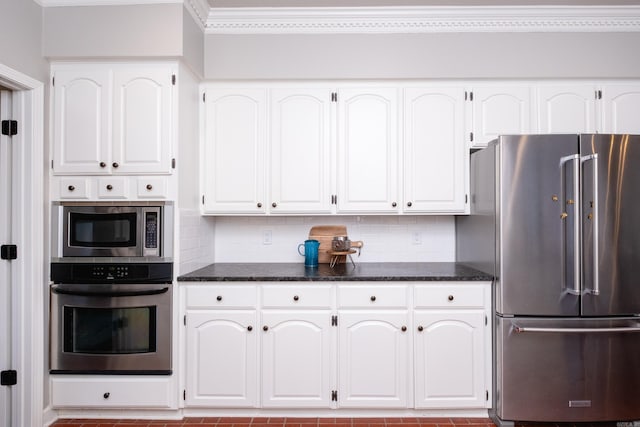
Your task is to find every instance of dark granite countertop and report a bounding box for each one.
[177,262,492,282]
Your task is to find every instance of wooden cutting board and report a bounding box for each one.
[308,225,347,264]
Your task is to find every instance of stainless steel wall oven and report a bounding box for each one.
[50,202,174,375]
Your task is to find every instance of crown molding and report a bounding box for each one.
[203,5,640,34]
[39,0,180,6]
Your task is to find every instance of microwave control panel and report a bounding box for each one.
[145,212,158,249]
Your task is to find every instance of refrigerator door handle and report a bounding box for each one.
[560,154,581,296]
[513,325,640,334]
[581,153,599,296]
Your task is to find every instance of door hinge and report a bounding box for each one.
[465,91,473,101]
[331,315,338,326]
[465,194,469,204]
[1,245,17,260]
[331,92,337,102]
[172,74,176,85]
[202,195,205,205]
[202,92,206,103]
[52,76,55,86]
[183,389,186,400]
[1,120,18,136]
[486,390,489,401]
[596,89,602,100]
[331,195,337,205]
[485,314,488,325]
[331,390,338,401]
[469,132,474,142]
[183,314,187,326]
[172,158,176,169]
[1,370,17,386]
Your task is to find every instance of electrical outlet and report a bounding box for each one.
[411,232,422,245]
[263,230,272,245]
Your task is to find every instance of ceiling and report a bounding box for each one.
[207,0,640,7]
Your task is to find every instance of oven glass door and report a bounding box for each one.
[50,284,172,374]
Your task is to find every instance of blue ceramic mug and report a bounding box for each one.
[298,239,320,267]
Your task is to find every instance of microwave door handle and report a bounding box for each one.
[581,153,599,296]
[560,154,581,296]
[52,286,170,297]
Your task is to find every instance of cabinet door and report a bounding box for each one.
[52,69,111,175]
[270,88,333,213]
[261,311,334,408]
[403,87,467,213]
[470,85,533,148]
[185,311,258,407]
[202,88,267,214]
[414,310,486,409]
[537,84,597,133]
[338,311,410,408]
[601,84,640,134]
[337,88,399,213]
[112,68,173,174]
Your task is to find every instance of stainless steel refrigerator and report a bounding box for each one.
[457,134,640,426]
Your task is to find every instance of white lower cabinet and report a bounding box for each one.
[51,376,175,408]
[182,281,491,412]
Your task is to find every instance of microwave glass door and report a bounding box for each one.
[69,212,137,248]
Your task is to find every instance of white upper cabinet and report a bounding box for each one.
[469,85,533,148]
[202,88,267,214]
[270,88,333,214]
[537,84,598,133]
[53,69,111,175]
[52,64,174,175]
[600,83,640,134]
[403,87,467,214]
[111,68,173,174]
[336,87,399,213]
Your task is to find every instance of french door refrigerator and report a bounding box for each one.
[456,134,640,426]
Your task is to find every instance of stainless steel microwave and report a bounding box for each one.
[51,202,174,261]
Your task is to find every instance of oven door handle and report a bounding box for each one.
[52,285,170,297]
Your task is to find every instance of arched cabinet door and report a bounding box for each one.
[537,84,597,133]
[185,311,258,408]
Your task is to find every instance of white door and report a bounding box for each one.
[261,311,334,408]
[202,88,267,214]
[338,311,410,408]
[601,84,640,134]
[337,88,399,213]
[537,84,598,133]
[470,85,533,148]
[414,311,486,408]
[185,311,258,407]
[403,87,467,213]
[0,89,13,427]
[112,68,173,174]
[270,88,333,214]
[52,69,111,174]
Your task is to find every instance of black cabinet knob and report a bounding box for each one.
[370,296,376,302]
[103,392,110,399]
[257,203,262,208]
[392,202,397,208]
[146,184,153,190]
[106,184,113,191]
[216,295,222,302]
[417,326,424,332]
[112,162,119,168]
[448,295,454,301]
[99,162,106,168]
[407,201,413,207]
[68,185,75,191]
[401,326,407,332]
[272,202,277,208]
[263,325,269,331]
[293,295,299,301]
[247,326,253,331]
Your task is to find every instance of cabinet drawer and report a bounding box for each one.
[262,284,333,308]
[185,285,257,309]
[97,177,128,199]
[51,376,174,408]
[338,285,408,308]
[137,177,168,199]
[414,284,485,309]
[59,178,90,199]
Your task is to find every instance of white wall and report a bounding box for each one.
[204,32,640,79]
[0,0,48,81]
[209,215,455,264]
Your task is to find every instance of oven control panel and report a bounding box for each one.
[50,262,173,284]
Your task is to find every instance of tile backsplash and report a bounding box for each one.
[180,211,455,272]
